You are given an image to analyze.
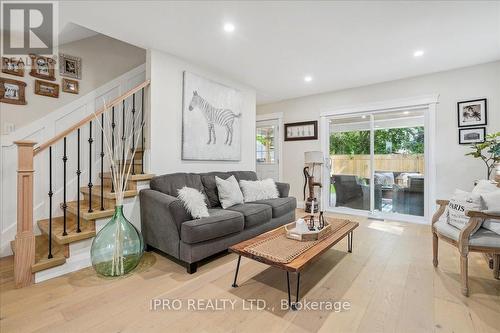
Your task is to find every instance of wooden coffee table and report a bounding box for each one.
[229,217,359,310]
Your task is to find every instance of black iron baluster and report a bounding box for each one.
[141,87,144,174]
[48,146,53,259]
[62,137,68,236]
[76,128,81,233]
[111,106,115,193]
[131,93,136,175]
[88,121,93,213]
[100,113,105,211]
[122,99,125,183]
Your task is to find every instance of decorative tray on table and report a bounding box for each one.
[284,215,331,242]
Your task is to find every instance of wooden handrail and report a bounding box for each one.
[33,80,150,156]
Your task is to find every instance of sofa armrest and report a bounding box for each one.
[275,182,290,198]
[139,189,191,258]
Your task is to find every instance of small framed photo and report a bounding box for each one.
[459,127,485,145]
[0,77,27,105]
[2,57,25,77]
[62,78,79,94]
[59,54,82,79]
[29,54,56,81]
[457,98,487,127]
[35,79,59,98]
[284,121,318,141]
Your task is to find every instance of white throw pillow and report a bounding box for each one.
[482,217,500,235]
[239,179,279,202]
[177,187,209,219]
[447,189,484,232]
[215,175,244,209]
[472,180,498,194]
[481,190,500,212]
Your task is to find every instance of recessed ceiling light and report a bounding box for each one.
[403,111,410,115]
[223,23,235,33]
[361,115,367,119]
[304,76,312,82]
[413,50,424,57]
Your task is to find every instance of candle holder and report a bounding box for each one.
[307,215,316,231]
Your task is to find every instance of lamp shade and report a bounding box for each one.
[304,151,323,164]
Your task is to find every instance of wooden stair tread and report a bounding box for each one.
[11,235,66,273]
[80,186,137,199]
[100,172,154,181]
[65,200,116,220]
[37,216,95,245]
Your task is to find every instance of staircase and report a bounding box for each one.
[11,80,152,287]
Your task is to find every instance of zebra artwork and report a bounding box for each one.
[182,71,242,161]
[188,90,241,145]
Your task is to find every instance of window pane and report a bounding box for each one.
[256,126,276,163]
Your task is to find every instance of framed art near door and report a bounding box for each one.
[459,127,486,145]
[284,121,318,141]
[457,98,487,127]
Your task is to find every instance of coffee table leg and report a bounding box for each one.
[291,272,301,311]
[286,271,291,307]
[232,255,241,288]
[347,232,353,253]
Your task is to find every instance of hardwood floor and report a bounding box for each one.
[1,210,499,333]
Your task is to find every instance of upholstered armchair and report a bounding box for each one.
[432,200,500,296]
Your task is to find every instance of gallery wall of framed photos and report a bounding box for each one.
[457,98,488,145]
[1,53,82,106]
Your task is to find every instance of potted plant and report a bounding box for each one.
[465,132,500,180]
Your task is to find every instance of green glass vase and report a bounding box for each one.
[91,205,144,276]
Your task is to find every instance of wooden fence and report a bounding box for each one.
[330,154,424,179]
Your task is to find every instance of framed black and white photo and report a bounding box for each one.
[457,98,487,127]
[59,54,82,79]
[29,54,56,81]
[0,77,27,105]
[459,127,485,145]
[284,121,318,141]
[182,71,243,161]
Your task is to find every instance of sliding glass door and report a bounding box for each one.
[326,109,426,220]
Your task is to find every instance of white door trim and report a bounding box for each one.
[256,113,283,181]
[320,94,439,224]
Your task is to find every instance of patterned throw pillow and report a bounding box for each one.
[447,189,484,232]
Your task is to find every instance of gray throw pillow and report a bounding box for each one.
[215,175,244,209]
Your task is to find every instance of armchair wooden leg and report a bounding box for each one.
[432,232,439,267]
[493,254,500,280]
[460,254,469,296]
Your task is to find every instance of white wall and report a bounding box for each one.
[257,61,500,203]
[147,49,256,175]
[1,34,146,134]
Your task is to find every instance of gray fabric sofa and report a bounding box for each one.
[140,171,296,273]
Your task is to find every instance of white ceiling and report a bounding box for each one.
[60,1,500,104]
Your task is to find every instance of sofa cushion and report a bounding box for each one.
[253,197,297,218]
[150,173,206,199]
[180,209,244,244]
[229,171,258,182]
[226,203,272,229]
[200,172,232,207]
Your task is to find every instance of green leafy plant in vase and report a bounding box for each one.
[465,132,500,180]
[90,103,145,277]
